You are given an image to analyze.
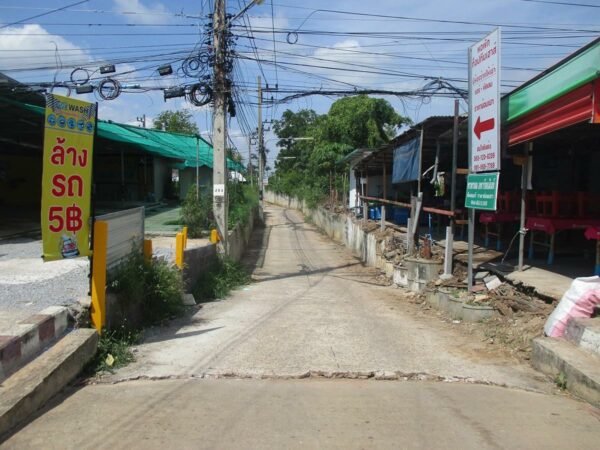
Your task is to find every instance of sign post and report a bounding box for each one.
[467,28,501,290]
[41,94,96,261]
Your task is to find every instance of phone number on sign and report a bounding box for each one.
[473,162,497,171]
[473,152,497,162]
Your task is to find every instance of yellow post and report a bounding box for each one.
[143,239,153,263]
[210,228,220,244]
[182,226,188,249]
[175,232,184,269]
[91,220,108,334]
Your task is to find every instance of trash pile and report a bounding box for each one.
[381,232,408,265]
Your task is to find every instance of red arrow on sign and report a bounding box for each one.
[474,116,495,139]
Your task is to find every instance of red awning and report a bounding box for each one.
[508,79,600,146]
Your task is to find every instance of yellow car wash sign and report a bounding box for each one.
[41,94,96,261]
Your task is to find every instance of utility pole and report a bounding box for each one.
[257,76,264,211]
[248,134,253,186]
[136,114,146,128]
[212,0,228,254]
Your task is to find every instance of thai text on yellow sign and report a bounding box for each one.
[41,94,96,261]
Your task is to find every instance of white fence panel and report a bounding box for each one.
[96,207,144,273]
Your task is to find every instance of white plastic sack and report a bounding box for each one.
[544,276,600,337]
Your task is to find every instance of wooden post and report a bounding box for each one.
[91,220,108,334]
[417,128,424,194]
[450,99,459,235]
[143,239,153,263]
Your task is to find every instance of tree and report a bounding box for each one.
[153,109,199,135]
[269,96,409,207]
[317,95,409,149]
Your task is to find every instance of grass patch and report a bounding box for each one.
[87,325,140,374]
[193,257,251,302]
[164,218,183,226]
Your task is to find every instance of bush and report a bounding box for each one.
[228,182,258,229]
[193,257,251,302]
[110,249,185,326]
[181,187,213,237]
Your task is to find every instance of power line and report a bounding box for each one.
[0,0,89,30]
[521,0,600,7]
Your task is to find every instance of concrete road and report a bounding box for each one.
[3,379,600,450]
[3,204,600,448]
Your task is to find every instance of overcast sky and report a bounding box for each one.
[1,0,599,164]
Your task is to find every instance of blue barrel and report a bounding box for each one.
[374,205,381,220]
[368,207,376,220]
[393,208,409,225]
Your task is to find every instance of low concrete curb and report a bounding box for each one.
[0,328,98,439]
[532,337,600,408]
[0,306,69,382]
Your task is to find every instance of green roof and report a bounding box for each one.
[10,100,244,171]
[503,37,600,123]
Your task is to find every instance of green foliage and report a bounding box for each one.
[180,183,257,234]
[555,372,568,390]
[111,249,185,326]
[181,187,213,237]
[228,182,258,229]
[318,95,408,149]
[269,96,409,207]
[88,325,140,374]
[192,257,251,302]
[153,109,199,135]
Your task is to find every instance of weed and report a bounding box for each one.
[555,372,568,390]
[228,182,258,229]
[110,248,185,326]
[193,257,251,302]
[87,325,140,374]
[143,256,185,325]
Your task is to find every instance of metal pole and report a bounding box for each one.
[196,135,200,200]
[450,99,459,234]
[467,46,474,292]
[212,0,228,254]
[467,209,475,290]
[518,143,532,271]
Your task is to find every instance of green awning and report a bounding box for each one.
[503,37,600,123]
[8,99,244,171]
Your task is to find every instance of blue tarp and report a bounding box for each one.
[392,136,421,184]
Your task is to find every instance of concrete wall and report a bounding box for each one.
[228,207,258,263]
[182,243,218,291]
[152,156,170,201]
[179,166,212,199]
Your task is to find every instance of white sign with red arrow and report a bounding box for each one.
[469,28,501,173]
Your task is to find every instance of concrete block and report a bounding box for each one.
[13,324,39,361]
[565,318,600,356]
[532,337,600,408]
[182,294,196,306]
[0,328,98,438]
[40,306,69,336]
[462,304,497,322]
